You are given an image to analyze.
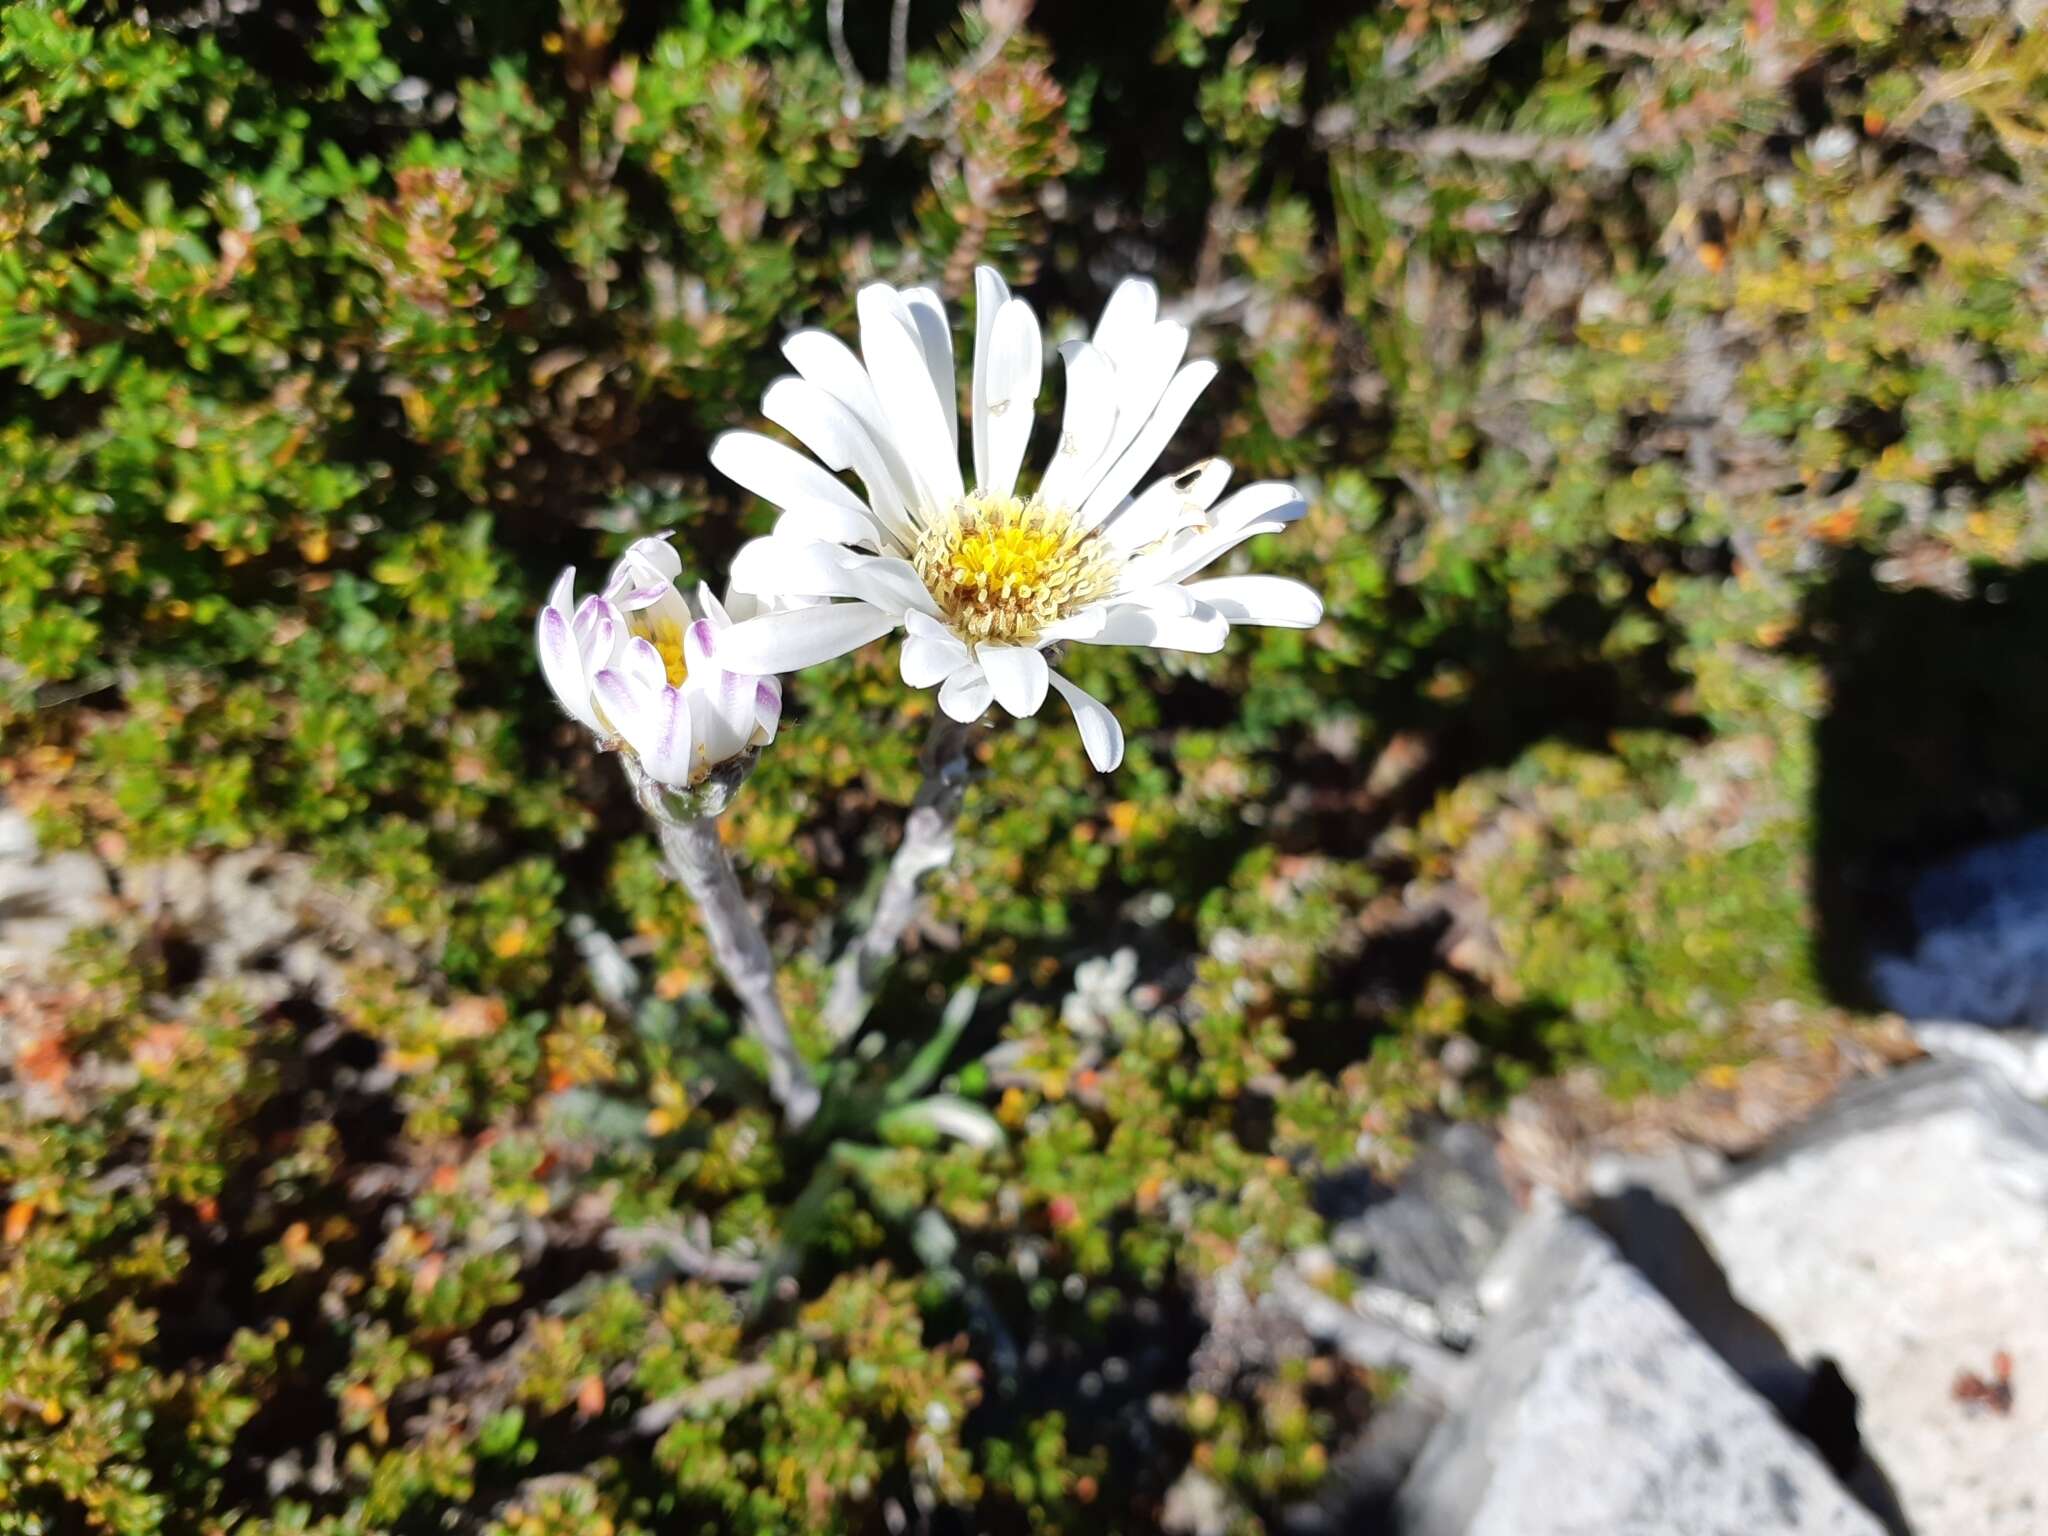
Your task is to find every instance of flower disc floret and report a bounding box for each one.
[912,493,1116,647]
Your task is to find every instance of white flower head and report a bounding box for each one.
[704,268,1323,771]
[536,533,783,797]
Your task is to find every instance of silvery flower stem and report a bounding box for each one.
[821,714,979,1045]
[657,815,822,1129]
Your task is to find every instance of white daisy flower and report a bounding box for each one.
[702,267,1323,772]
[536,533,783,794]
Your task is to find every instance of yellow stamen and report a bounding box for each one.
[631,613,690,687]
[912,492,1115,646]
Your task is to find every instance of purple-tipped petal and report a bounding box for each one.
[614,583,671,611]
[537,602,595,729]
[572,594,621,665]
[621,635,667,692]
[753,679,783,744]
[639,686,694,787]
[545,565,578,618]
[691,661,757,764]
[591,668,640,741]
[684,618,717,678]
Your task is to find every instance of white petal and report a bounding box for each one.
[1091,277,1159,369]
[982,297,1043,499]
[591,665,652,743]
[1115,583,1200,617]
[728,535,855,599]
[545,564,577,619]
[977,643,1050,717]
[771,502,881,550]
[901,286,959,457]
[621,634,668,693]
[782,328,928,524]
[783,328,887,423]
[1100,458,1232,554]
[901,610,971,687]
[763,376,916,547]
[1182,576,1323,629]
[971,266,1011,492]
[711,430,872,517]
[1078,360,1217,529]
[753,677,783,744]
[1048,670,1125,772]
[1035,341,1120,510]
[937,661,993,721]
[572,594,624,673]
[709,601,900,675]
[728,537,931,617]
[569,591,608,645]
[1117,482,1307,589]
[1072,319,1189,511]
[1207,480,1310,534]
[835,555,939,617]
[695,657,759,763]
[682,616,717,678]
[608,534,683,592]
[697,582,732,627]
[537,578,595,730]
[858,284,964,511]
[637,687,696,786]
[719,585,761,624]
[1070,602,1229,653]
[1039,603,1110,643]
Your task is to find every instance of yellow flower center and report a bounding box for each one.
[631,612,690,687]
[912,492,1115,646]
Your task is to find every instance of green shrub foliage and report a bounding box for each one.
[3,0,2041,1529]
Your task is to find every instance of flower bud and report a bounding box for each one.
[536,533,782,813]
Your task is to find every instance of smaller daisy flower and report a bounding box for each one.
[536,534,783,804]
[702,268,1323,771]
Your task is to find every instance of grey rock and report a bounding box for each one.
[1393,1213,1885,1536]
[1267,1265,1470,1404]
[1585,1185,1908,1531]
[1698,1059,2048,1536]
[1324,1120,1517,1349]
[1909,1017,2048,1100]
[1587,1141,1729,1204]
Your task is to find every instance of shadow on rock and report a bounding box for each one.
[1587,1186,1911,1536]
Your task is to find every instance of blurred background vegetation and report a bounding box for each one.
[5,0,2048,1530]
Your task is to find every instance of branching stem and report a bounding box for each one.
[821,715,978,1044]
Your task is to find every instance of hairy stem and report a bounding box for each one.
[827,0,863,98]
[659,816,822,1128]
[821,715,978,1044]
[889,0,911,95]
